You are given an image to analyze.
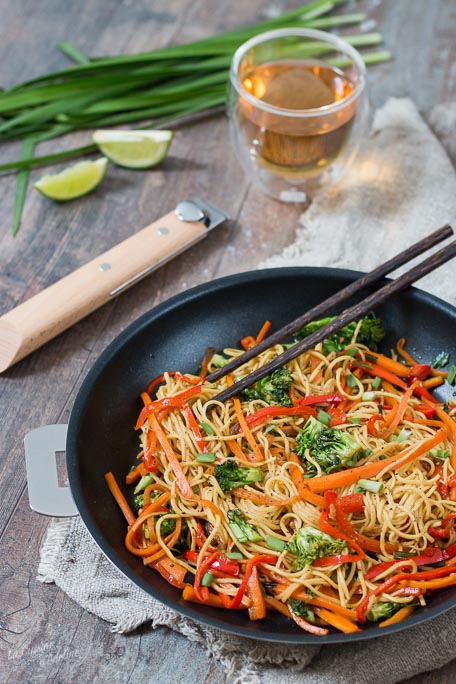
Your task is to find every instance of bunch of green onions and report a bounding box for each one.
[0,0,390,234]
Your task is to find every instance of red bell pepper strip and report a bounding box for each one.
[365,542,456,580]
[413,383,437,403]
[193,550,219,601]
[143,431,158,472]
[183,550,240,576]
[297,393,344,406]
[414,403,436,419]
[359,563,456,622]
[429,514,456,540]
[228,555,276,609]
[334,495,396,555]
[328,407,347,427]
[406,364,431,383]
[313,552,364,568]
[367,413,387,437]
[136,384,203,429]
[194,522,208,550]
[181,402,207,453]
[244,405,317,430]
[336,493,365,514]
[352,361,408,390]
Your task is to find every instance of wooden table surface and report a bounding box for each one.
[1,1,455,682]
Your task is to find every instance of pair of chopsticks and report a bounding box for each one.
[208,224,455,403]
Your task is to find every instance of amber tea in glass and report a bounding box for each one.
[228,29,370,201]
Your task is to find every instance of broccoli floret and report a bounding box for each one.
[295,416,362,477]
[287,525,346,571]
[367,601,403,622]
[160,516,177,535]
[133,473,154,495]
[243,368,293,407]
[227,509,262,543]
[214,459,263,492]
[134,494,144,511]
[287,599,316,622]
[295,314,385,353]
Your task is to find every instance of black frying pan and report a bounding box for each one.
[66,267,456,643]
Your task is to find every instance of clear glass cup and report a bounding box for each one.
[227,28,370,202]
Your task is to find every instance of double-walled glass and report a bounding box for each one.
[228,28,370,202]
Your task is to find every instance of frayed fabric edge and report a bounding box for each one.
[37,518,73,583]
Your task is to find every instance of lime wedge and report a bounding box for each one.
[34,158,108,201]
[92,129,173,169]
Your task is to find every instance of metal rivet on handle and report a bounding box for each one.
[157,226,169,235]
[99,262,111,271]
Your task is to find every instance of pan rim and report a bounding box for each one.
[67,266,456,643]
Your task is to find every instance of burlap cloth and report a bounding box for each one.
[39,98,456,684]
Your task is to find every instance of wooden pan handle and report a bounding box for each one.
[0,209,209,372]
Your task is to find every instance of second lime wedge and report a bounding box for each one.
[34,158,108,201]
[93,129,173,169]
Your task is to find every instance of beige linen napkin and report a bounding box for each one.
[39,98,456,684]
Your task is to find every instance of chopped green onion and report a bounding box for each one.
[266,535,286,552]
[447,365,456,386]
[345,373,358,388]
[317,409,331,425]
[199,422,215,435]
[228,522,246,541]
[356,478,384,493]
[389,428,410,443]
[348,416,361,425]
[362,392,377,402]
[196,452,217,463]
[429,448,450,460]
[201,572,214,587]
[393,551,417,559]
[372,376,382,390]
[143,523,150,540]
[345,348,358,357]
[225,551,243,560]
[211,353,228,368]
[134,473,154,495]
[264,424,276,434]
[363,448,373,457]
[431,351,450,369]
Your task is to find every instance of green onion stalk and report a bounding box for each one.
[0,0,391,234]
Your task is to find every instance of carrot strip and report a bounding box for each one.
[313,607,360,633]
[149,412,193,498]
[152,556,187,588]
[141,391,152,406]
[378,605,415,628]
[125,462,147,485]
[366,352,410,377]
[226,374,264,461]
[227,438,251,462]
[307,429,446,493]
[182,585,251,609]
[287,604,329,635]
[200,346,215,378]
[143,482,169,505]
[423,377,444,389]
[407,575,456,590]
[240,336,256,350]
[289,453,325,507]
[232,487,299,508]
[272,584,357,620]
[380,382,417,439]
[255,320,272,344]
[265,594,291,617]
[143,518,183,564]
[246,565,266,620]
[125,492,171,556]
[396,338,448,378]
[198,498,224,520]
[433,405,456,477]
[105,471,136,526]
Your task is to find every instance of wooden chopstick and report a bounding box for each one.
[207,225,452,385]
[210,236,456,404]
